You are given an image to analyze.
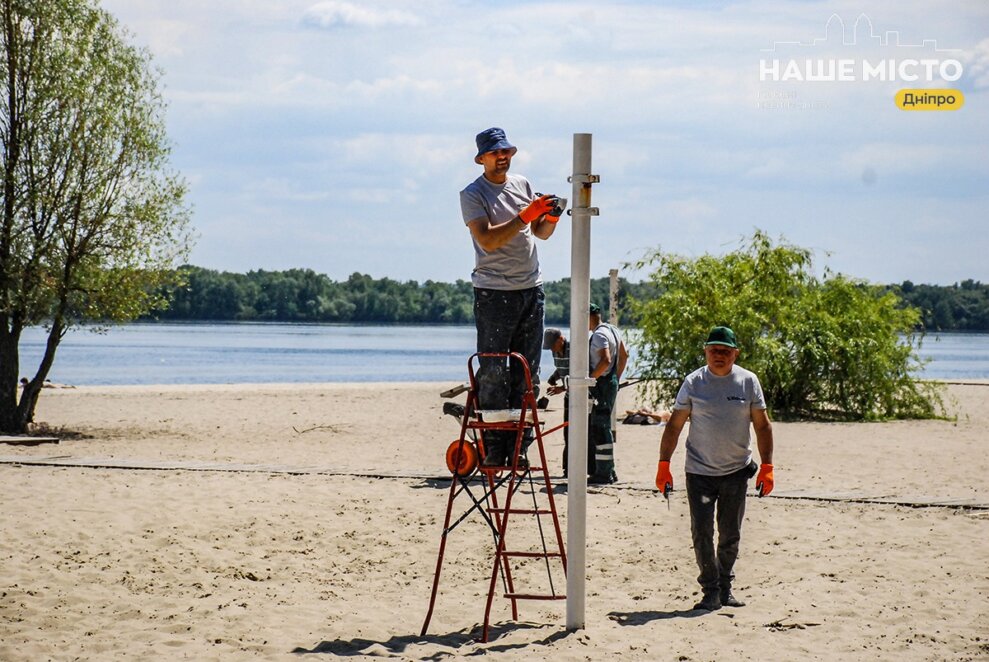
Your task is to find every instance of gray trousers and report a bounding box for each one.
[686,466,749,594]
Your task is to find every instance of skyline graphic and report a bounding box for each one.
[761,13,963,53]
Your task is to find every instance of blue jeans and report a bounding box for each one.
[473,286,544,449]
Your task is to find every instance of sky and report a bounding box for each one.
[98,0,989,286]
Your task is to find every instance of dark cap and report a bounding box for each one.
[543,327,563,350]
[589,303,602,315]
[704,326,738,348]
[474,127,517,160]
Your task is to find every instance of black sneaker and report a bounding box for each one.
[720,591,745,607]
[481,448,507,467]
[587,473,617,485]
[693,592,722,611]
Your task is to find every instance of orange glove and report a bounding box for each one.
[756,463,774,496]
[543,195,565,223]
[519,195,554,224]
[655,460,673,495]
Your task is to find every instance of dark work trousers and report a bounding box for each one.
[560,393,596,477]
[588,372,618,478]
[473,286,544,454]
[686,465,749,595]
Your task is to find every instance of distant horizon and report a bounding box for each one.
[173,263,982,289]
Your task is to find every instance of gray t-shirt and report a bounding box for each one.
[672,365,767,476]
[589,323,621,376]
[460,174,541,290]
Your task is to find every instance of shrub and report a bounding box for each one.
[629,231,946,420]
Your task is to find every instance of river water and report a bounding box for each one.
[17,323,989,386]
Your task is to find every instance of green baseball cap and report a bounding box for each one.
[704,326,737,348]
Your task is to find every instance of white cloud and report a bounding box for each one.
[303,2,422,29]
[97,0,988,284]
[840,143,988,178]
[337,133,462,169]
[960,38,989,90]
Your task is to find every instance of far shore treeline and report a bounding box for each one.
[147,266,989,331]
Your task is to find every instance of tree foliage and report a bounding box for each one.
[151,266,653,326]
[892,279,989,331]
[0,0,191,431]
[146,265,986,335]
[629,231,946,421]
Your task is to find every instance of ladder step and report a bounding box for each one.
[479,465,536,471]
[504,593,567,601]
[488,508,552,515]
[501,551,564,558]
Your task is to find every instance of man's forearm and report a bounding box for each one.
[659,409,689,462]
[468,216,525,252]
[659,427,679,462]
[532,217,557,239]
[755,426,774,464]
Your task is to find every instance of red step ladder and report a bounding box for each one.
[421,352,567,643]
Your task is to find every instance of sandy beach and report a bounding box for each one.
[1,381,987,661]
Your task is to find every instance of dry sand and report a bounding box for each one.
[1,381,987,661]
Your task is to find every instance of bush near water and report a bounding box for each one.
[629,231,949,421]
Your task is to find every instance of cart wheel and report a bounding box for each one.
[445,440,478,476]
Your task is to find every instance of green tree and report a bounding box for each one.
[630,231,945,421]
[0,0,191,432]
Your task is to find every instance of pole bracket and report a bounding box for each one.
[567,174,600,184]
[566,377,598,387]
[568,208,599,216]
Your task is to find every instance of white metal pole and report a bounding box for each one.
[608,268,619,324]
[567,133,598,631]
[609,268,620,437]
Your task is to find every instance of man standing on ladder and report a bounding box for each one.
[460,127,563,467]
[588,303,628,484]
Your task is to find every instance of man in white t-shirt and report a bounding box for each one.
[655,326,775,611]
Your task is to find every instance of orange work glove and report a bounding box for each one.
[756,463,774,496]
[542,195,566,223]
[519,195,554,224]
[655,460,673,495]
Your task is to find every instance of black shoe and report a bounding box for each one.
[481,448,507,467]
[588,473,617,485]
[720,591,745,607]
[693,593,722,611]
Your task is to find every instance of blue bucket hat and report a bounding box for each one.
[474,127,517,162]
